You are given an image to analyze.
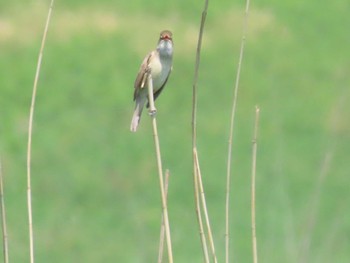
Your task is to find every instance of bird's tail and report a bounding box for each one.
[130,99,145,132]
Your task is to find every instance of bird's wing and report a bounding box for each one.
[133,52,153,101]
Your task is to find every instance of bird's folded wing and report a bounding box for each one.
[133,52,154,100]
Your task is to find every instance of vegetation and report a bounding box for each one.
[0,0,349,262]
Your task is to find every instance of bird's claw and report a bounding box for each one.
[148,108,157,116]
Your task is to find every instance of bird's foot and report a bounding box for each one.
[148,108,157,116]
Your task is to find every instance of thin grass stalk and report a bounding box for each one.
[193,149,210,263]
[27,1,54,262]
[157,169,170,263]
[299,152,332,263]
[191,1,210,261]
[146,73,173,263]
[0,159,9,263]
[251,106,260,263]
[194,149,217,263]
[191,0,208,147]
[225,0,251,262]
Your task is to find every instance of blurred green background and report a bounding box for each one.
[1,0,349,262]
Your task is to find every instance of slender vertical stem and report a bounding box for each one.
[147,73,173,263]
[157,169,170,263]
[251,106,260,263]
[225,0,251,262]
[193,149,210,263]
[194,149,217,263]
[192,0,208,147]
[27,1,54,262]
[299,152,332,263]
[191,1,210,261]
[0,159,9,263]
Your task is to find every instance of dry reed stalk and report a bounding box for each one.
[194,149,217,263]
[27,1,54,262]
[157,169,170,263]
[225,0,251,262]
[146,72,173,263]
[0,159,9,263]
[193,151,210,263]
[251,106,260,263]
[191,0,208,144]
[299,152,332,263]
[191,0,215,262]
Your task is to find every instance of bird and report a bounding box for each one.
[130,30,173,132]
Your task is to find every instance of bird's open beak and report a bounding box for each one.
[162,35,171,40]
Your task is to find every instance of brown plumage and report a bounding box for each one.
[130,30,173,132]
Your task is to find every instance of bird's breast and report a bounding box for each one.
[149,55,172,91]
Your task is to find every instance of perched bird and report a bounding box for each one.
[130,30,173,132]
